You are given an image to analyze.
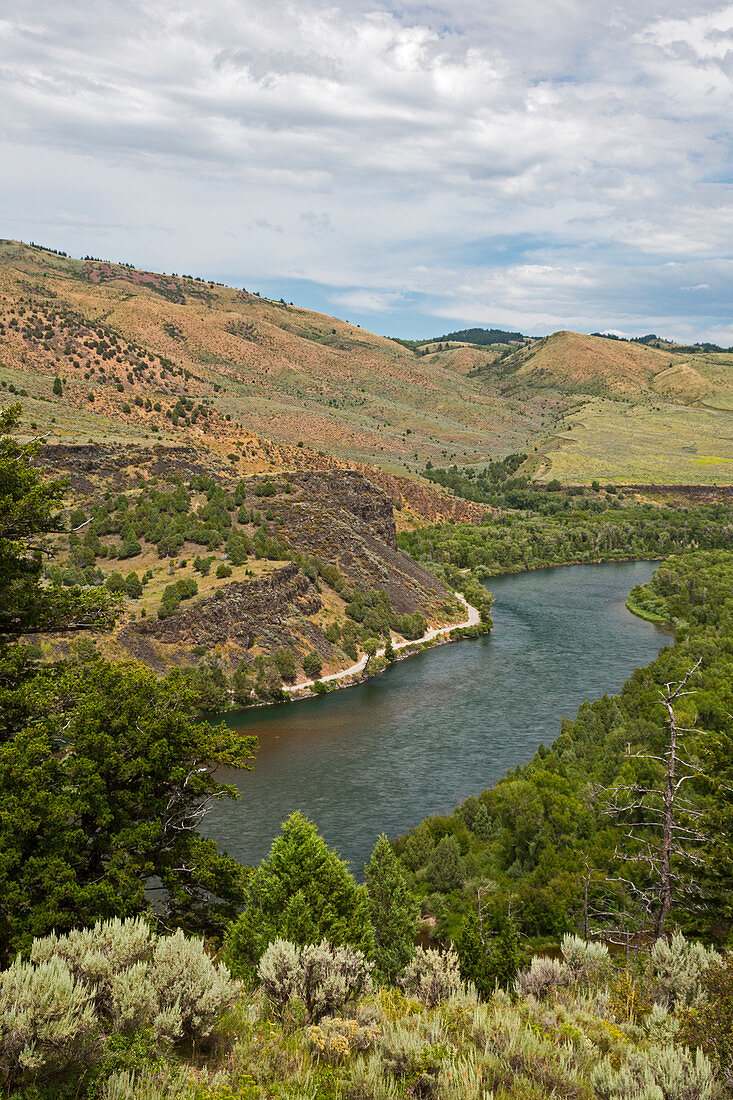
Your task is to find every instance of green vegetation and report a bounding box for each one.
[223,813,374,978]
[394,550,733,950]
[365,834,420,986]
[428,326,528,345]
[400,494,733,577]
[2,293,733,1097]
[0,419,256,957]
[3,915,731,1098]
[0,404,115,642]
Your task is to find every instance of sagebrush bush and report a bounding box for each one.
[651,932,721,1008]
[0,956,101,1091]
[645,1001,681,1043]
[30,918,238,1044]
[100,1067,195,1100]
[258,939,373,1023]
[561,934,609,980]
[399,946,466,1006]
[0,918,239,1090]
[514,954,572,999]
[149,928,238,1039]
[591,1042,719,1099]
[31,916,154,1012]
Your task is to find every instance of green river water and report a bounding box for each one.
[205,561,668,872]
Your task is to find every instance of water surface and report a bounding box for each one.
[205,562,667,872]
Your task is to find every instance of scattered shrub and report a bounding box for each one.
[302,650,323,678]
[591,1043,719,1100]
[400,947,466,1006]
[0,956,101,1091]
[515,955,572,999]
[652,932,721,1008]
[258,939,373,1023]
[561,934,609,980]
[309,1015,380,1063]
[0,919,238,1091]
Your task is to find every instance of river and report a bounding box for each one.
[204,561,668,874]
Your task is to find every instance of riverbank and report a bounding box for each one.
[284,591,483,700]
[207,560,666,872]
[625,591,674,626]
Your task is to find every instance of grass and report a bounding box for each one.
[538,398,733,485]
[3,239,733,487]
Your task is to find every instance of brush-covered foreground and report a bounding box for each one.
[3,919,731,1100]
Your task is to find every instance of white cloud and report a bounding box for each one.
[331,289,406,312]
[0,0,731,338]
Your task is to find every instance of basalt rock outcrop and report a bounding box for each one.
[120,563,322,667]
[39,443,458,674]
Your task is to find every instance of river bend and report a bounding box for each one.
[205,561,668,872]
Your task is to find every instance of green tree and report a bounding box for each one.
[365,834,419,984]
[124,571,142,599]
[52,376,63,396]
[455,910,521,997]
[232,660,253,705]
[223,812,373,977]
[0,405,114,644]
[427,835,463,891]
[362,637,379,668]
[302,650,323,678]
[119,527,141,559]
[189,654,229,713]
[0,660,255,960]
[273,647,297,683]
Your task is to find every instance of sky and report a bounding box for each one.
[1,1,732,341]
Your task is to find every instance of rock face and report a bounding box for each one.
[352,464,491,525]
[121,563,322,664]
[34,443,232,493]
[291,470,397,548]
[37,442,457,675]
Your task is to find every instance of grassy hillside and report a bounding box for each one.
[3,240,733,488]
[0,240,550,472]
[537,399,733,485]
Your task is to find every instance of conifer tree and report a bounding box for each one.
[223,813,373,977]
[365,834,419,984]
[455,909,522,997]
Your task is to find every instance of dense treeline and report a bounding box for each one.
[423,454,733,519]
[394,550,733,950]
[399,500,733,576]
[429,327,527,345]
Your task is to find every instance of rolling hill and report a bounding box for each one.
[1,239,732,487]
[0,240,552,474]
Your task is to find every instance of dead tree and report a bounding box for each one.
[605,659,710,940]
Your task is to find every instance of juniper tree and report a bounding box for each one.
[364,834,419,984]
[223,813,373,978]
